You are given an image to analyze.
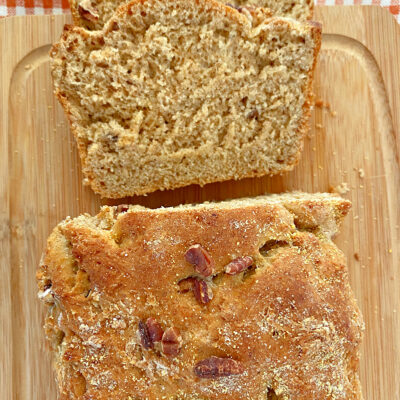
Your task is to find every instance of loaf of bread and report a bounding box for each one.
[51,0,321,198]
[71,0,314,30]
[37,192,364,399]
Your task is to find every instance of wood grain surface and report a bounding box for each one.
[1,6,399,400]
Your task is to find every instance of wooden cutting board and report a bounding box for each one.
[1,6,399,399]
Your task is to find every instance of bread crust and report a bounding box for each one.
[51,0,322,198]
[37,193,363,399]
[288,19,322,172]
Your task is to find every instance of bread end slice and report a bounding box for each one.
[37,192,363,399]
[52,0,321,198]
[70,0,314,30]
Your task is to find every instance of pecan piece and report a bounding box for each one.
[78,0,99,22]
[138,320,153,349]
[146,318,164,343]
[185,244,214,277]
[116,204,129,214]
[194,356,244,378]
[247,109,259,120]
[225,256,253,275]
[161,327,182,357]
[193,278,213,304]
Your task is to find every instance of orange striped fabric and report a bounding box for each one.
[0,0,399,22]
[316,0,399,22]
[1,0,70,15]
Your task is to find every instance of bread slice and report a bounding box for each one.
[51,0,321,198]
[37,192,364,399]
[71,0,314,30]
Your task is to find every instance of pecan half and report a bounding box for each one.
[225,256,253,275]
[78,0,99,22]
[146,318,164,343]
[193,278,213,304]
[194,356,244,378]
[185,244,214,277]
[138,320,153,349]
[161,327,182,357]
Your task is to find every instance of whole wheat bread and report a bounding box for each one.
[51,0,321,198]
[71,0,314,30]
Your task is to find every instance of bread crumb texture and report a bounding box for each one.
[71,0,314,31]
[37,192,364,399]
[51,0,321,198]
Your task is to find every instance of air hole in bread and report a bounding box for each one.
[241,264,257,281]
[259,240,289,257]
[51,327,66,347]
[177,276,196,293]
[43,280,52,291]
[73,269,92,297]
[72,370,87,397]
[267,388,281,399]
[292,218,319,234]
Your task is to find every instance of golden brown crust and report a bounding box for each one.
[37,193,363,399]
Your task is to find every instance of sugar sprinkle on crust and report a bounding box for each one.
[37,192,363,399]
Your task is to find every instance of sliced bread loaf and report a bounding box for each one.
[51,0,321,198]
[71,0,314,30]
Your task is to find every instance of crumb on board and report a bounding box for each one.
[315,98,332,110]
[358,168,365,178]
[316,123,323,129]
[329,182,350,195]
[354,253,360,261]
